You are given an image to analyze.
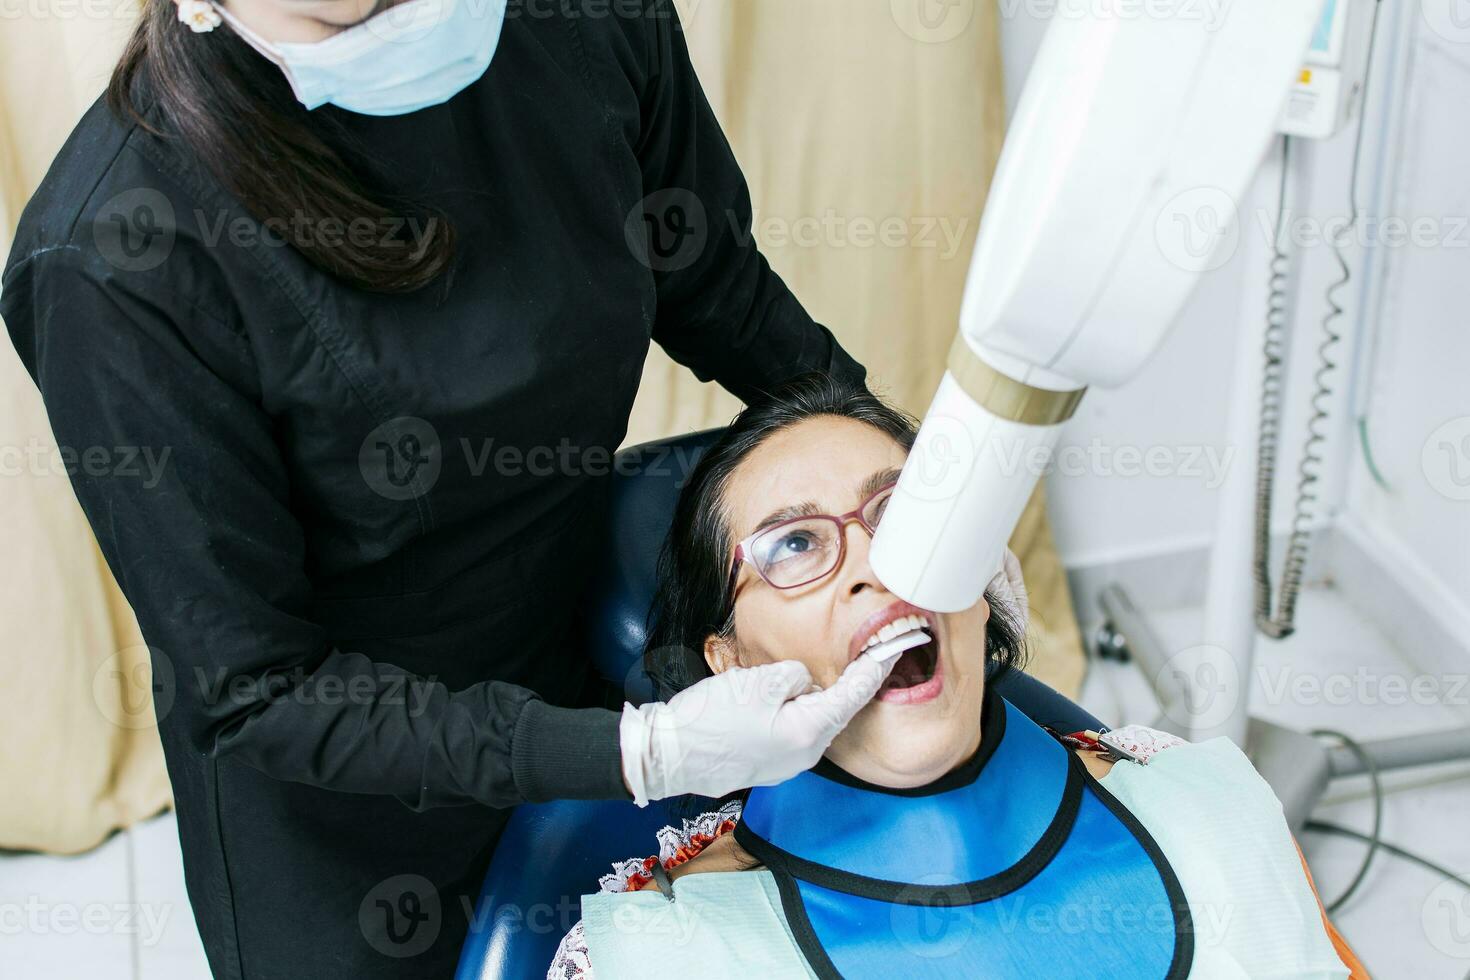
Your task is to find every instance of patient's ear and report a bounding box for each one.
[704,633,738,674]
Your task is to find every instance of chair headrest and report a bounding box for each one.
[586,428,725,703]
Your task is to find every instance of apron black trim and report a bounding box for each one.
[765,858,844,980]
[734,760,1083,906]
[1077,762,1196,980]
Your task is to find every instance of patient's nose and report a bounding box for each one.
[839,520,883,596]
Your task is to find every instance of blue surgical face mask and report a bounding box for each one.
[213,0,506,116]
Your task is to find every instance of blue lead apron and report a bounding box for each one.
[731,689,1194,979]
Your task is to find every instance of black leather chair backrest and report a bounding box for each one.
[584,428,725,704]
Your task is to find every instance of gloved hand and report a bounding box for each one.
[619,653,898,807]
[986,547,1029,634]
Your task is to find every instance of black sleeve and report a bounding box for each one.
[631,0,867,403]
[0,248,629,809]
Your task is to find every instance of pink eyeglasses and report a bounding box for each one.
[728,481,898,599]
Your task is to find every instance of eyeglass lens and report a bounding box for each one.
[749,486,894,588]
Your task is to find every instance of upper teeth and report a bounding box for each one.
[862,614,928,650]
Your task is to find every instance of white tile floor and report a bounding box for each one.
[3,584,1467,979]
[0,810,210,980]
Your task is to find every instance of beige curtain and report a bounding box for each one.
[0,0,1082,853]
[628,0,1086,694]
[0,3,169,854]
[628,0,1007,437]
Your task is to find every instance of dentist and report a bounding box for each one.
[0,0,896,976]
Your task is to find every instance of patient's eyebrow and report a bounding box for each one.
[747,466,904,537]
[860,466,903,502]
[749,500,823,536]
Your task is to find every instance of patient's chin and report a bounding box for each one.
[827,659,985,787]
[834,741,968,789]
[828,709,980,789]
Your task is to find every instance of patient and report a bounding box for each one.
[550,375,1364,979]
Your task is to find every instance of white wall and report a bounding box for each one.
[1340,14,1470,641]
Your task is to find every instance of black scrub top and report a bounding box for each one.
[0,2,865,976]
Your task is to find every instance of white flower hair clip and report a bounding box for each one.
[177,0,222,32]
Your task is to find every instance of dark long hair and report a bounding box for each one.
[643,373,1027,703]
[107,1,456,294]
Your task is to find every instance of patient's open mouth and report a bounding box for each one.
[849,600,946,705]
[877,627,943,704]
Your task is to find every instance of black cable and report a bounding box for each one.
[1303,820,1470,891]
[1307,728,1383,912]
[1305,817,1470,980]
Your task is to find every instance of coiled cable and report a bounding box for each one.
[1254,130,1342,640]
[1254,0,1384,639]
[1254,135,1303,638]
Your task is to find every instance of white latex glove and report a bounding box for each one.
[619,653,898,807]
[986,547,1029,634]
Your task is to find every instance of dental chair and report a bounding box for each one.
[454,429,1104,980]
